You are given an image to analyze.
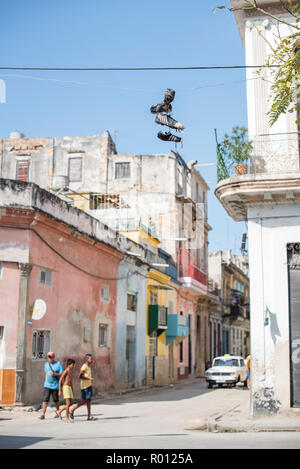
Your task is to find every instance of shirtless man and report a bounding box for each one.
[58,359,75,423]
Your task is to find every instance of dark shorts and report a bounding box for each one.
[81,386,93,400]
[43,387,59,403]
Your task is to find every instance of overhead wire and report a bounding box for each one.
[0,65,279,71]
[0,73,263,93]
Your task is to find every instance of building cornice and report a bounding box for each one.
[231,0,296,46]
[215,173,300,221]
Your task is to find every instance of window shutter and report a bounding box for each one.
[115,162,130,179]
[16,161,29,181]
[68,157,82,182]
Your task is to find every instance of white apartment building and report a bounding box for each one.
[216,0,300,416]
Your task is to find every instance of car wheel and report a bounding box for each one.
[208,383,213,389]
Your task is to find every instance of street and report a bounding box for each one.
[1,380,300,450]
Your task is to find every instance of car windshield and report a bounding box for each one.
[213,359,239,367]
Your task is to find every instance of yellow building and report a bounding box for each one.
[121,225,186,386]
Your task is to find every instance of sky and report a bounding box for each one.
[0,0,249,254]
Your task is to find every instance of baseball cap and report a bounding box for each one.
[47,351,55,358]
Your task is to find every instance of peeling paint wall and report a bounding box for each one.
[0,131,116,193]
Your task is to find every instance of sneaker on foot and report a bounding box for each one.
[157,131,181,143]
[155,113,184,131]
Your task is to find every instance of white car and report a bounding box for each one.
[205,355,248,388]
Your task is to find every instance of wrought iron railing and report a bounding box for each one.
[217,132,300,183]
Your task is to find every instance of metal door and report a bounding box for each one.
[148,332,157,381]
[288,243,300,407]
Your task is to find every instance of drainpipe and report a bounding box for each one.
[15,263,32,405]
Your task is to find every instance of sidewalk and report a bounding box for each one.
[207,387,300,433]
[0,376,202,414]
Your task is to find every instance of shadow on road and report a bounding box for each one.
[0,435,52,449]
[98,381,248,407]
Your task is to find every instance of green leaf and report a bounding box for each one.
[213,6,228,12]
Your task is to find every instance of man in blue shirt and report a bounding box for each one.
[39,351,63,420]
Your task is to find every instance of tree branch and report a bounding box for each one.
[233,0,300,30]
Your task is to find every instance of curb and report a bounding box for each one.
[207,405,300,433]
[207,404,241,432]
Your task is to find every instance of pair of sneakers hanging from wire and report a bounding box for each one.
[150,88,184,144]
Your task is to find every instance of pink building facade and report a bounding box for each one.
[0,179,150,405]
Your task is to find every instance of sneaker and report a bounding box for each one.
[155,113,184,131]
[164,88,175,104]
[157,131,181,143]
[150,102,173,114]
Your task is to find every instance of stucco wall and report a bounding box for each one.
[115,259,148,389]
[248,202,300,415]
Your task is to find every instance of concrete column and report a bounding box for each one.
[15,263,32,404]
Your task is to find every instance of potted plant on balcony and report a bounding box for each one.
[221,126,253,176]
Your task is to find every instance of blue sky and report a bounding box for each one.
[0,0,249,254]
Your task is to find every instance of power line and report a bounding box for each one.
[0,73,262,94]
[0,65,279,71]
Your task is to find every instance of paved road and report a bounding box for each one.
[1,380,300,449]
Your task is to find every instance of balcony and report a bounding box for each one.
[148,305,168,336]
[216,133,300,221]
[146,248,178,280]
[178,247,207,293]
[166,314,189,346]
[222,289,249,320]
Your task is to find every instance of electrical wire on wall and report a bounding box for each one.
[0,224,143,281]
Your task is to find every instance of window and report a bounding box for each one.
[68,157,82,182]
[179,341,184,362]
[150,290,158,305]
[0,326,4,341]
[115,162,131,179]
[40,268,52,286]
[98,324,109,347]
[16,160,30,182]
[101,285,110,302]
[32,330,51,360]
[83,327,90,343]
[127,293,137,312]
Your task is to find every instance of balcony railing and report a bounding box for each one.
[148,305,168,336]
[217,133,300,183]
[146,248,178,280]
[178,247,207,287]
[166,314,189,345]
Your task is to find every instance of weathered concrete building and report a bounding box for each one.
[0,179,150,405]
[0,130,215,378]
[215,0,300,416]
[208,250,250,362]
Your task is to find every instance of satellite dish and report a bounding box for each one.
[32,299,47,320]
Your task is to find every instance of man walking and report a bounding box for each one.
[39,351,63,420]
[70,354,96,421]
[58,358,76,423]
